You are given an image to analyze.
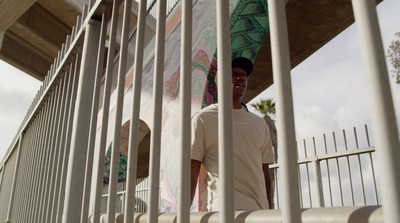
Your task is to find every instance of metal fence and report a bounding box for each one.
[111,124,380,213]
[0,0,399,223]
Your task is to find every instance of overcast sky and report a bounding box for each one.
[248,0,400,155]
[1,0,400,161]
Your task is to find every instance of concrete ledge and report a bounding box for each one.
[101,205,383,223]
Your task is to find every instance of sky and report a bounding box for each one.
[248,0,400,155]
[1,0,400,162]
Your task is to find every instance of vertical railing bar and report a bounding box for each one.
[177,0,192,222]
[61,44,65,62]
[19,118,34,223]
[82,4,89,24]
[357,153,366,205]
[268,0,301,221]
[333,131,345,205]
[148,1,167,222]
[71,26,76,43]
[65,35,71,55]
[313,160,325,207]
[57,50,61,72]
[305,163,312,207]
[343,129,348,151]
[56,54,81,223]
[303,139,307,158]
[62,19,101,223]
[92,0,120,221]
[45,74,70,223]
[354,127,359,149]
[0,164,4,194]
[323,134,333,207]
[312,137,317,156]
[48,64,53,80]
[351,1,400,220]
[275,168,280,209]
[53,57,58,78]
[45,69,50,86]
[5,133,25,223]
[346,155,355,206]
[106,0,131,221]
[37,85,59,223]
[333,132,338,153]
[15,124,33,221]
[216,0,235,222]
[50,64,75,223]
[32,90,56,223]
[326,159,333,207]
[336,161,344,206]
[365,124,371,147]
[297,165,303,208]
[81,13,108,223]
[39,81,64,223]
[12,124,30,222]
[10,134,22,222]
[43,78,66,222]
[23,107,45,223]
[343,129,356,205]
[369,152,379,204]
[76,15,82,36]
[30,90,54,223]
[88,0,93,10]
[37,83,61,222]
[124,0,147,222]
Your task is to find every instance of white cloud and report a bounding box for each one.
[0,61,41,159]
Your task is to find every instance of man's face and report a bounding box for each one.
[231,66,248,98]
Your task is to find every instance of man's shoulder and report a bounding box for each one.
[195,104,218,115]
[192,104,218,120]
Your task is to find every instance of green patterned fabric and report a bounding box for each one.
[203,0,270,107]
[230,0,269,60]
[104,145,128,184]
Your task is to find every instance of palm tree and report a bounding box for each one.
[250,98,277,209]
[250,98,276,117]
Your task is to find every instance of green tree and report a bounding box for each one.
[387,32,400,84]
[250,98,276,118]
[250,98,277,208]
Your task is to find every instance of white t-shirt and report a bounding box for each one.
[191,104,275,211]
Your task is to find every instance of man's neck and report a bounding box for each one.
[232,98,242,109]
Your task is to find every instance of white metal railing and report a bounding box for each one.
[270,125,381,210]
[97,125,380,216]
[0,0,398,223]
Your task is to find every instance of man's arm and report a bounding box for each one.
[262,163,273,209]
[191,160,202,205]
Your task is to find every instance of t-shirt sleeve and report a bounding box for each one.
[191,113,206,161]
[261,122,275,164]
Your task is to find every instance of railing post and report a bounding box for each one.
[106,0,131,221]
[178,0,192,223]
[124,0,147,222]
[92,0,120,221]
[5,133,24,223]
[351,0,400,222]
[148,0,167,222]
[267,0,302,222]
[216,1,235,222]
[55,54,81,223]
[62,19,101,223]
[81,12,108,223]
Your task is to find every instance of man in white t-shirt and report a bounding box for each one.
[190,57,275,211]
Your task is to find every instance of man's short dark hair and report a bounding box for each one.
[232,57,253,76]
